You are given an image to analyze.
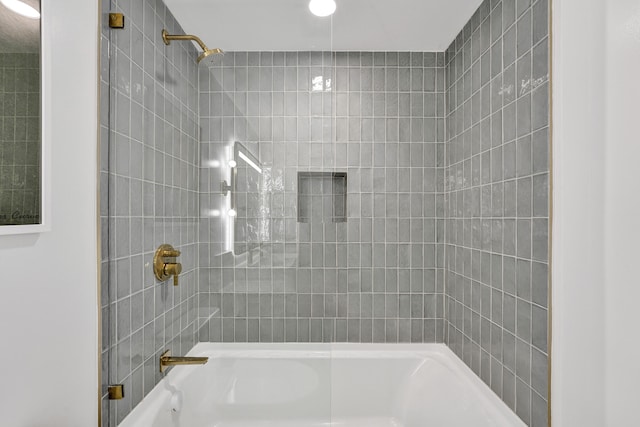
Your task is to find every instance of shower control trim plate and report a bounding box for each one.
[153,244,182,286]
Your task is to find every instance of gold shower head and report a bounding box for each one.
[198,47,224,64]
[161,29,224,64]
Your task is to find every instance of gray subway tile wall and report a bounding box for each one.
[198,51,448,344]
[0,53,41,225]
[100,0,200,424]
[100,0,550,425]
[444,0,550,425]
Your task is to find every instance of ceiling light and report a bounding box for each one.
[309,0,336,17]
[0,0,40,19]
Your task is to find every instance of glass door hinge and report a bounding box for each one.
[108,384,124,400]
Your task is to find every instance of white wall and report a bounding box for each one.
[0,0,99,426]
[603,0,640,424]
[553,0,640,425]
[551,0,607,424]
[3,0,640,425]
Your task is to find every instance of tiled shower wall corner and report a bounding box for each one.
[443,0,550,425]
[100,0,201,424]
[100,0,551,425]
[0,53,41,225]
[198,52,448,343]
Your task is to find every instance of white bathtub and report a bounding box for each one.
[120,343,525,427]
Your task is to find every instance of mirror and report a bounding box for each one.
[231,142,263,258]
[0,0,44,233]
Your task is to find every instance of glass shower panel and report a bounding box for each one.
[104,0,336,425]
[196,1,337,425]
[105,0,203,425]
[99,0,112,424]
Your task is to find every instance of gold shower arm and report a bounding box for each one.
[161,29,223,63]
[162,29,208,52]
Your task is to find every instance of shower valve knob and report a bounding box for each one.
[164,263,182,287]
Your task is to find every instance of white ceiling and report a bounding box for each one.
[0,0,40,53]
[164,0,484,52]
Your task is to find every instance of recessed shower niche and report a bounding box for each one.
[297,172,347,223]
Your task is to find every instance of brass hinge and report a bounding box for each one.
[109,13,125,29]
[108,384,124,400]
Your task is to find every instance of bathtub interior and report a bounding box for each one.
[120,344,525,427]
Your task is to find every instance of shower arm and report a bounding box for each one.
[162,29,208,52]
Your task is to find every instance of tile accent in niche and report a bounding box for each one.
[297,172,347,223]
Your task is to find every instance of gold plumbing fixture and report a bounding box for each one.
[153,244,182,286]
[161,29,223,64]
[108,13,125,29]
[108,384,124,400]
[160,350,209,373]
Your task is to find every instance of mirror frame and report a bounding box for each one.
[0,5,50,236]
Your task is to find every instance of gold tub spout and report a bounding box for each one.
[160,350,208,373]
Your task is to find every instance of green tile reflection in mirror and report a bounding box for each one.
[0,0,42,227]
